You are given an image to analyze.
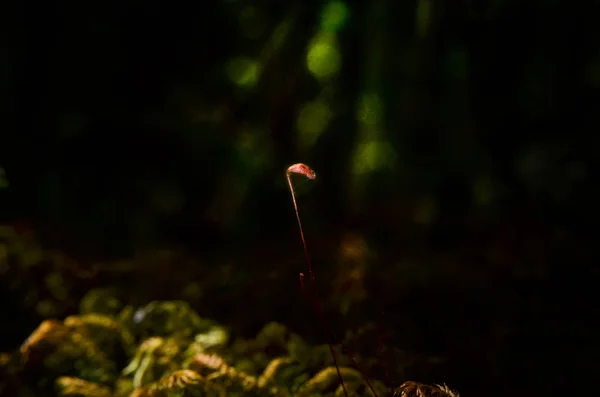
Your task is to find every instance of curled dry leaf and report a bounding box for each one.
[153,369,205,392]
[129,369,217,397]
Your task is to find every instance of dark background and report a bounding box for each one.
[1,0,599,396]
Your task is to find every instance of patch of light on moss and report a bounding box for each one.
[226,57,260,88]
[297,100,332,150]
[352,141,397,175]
[307,32,341,80]
[320,1,350,33]
[356,93,383,127]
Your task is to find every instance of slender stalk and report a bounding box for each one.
[341,338,379,397]
[286,163,348,397]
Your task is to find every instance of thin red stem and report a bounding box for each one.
[377,312,392,389]
[299,273,314,304]
[341,339,379,397]
[287,171,348,397]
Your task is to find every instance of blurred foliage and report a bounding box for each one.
[1,0,597,255]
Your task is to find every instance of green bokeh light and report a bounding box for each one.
[297,100,332,150]
[320,1,350,33]
[306,33,341,80]
[352,141,397,175]
[356,93,383,127]
[226,57,260,88]
[416,0,432,38]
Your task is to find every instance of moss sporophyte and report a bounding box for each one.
[286,163,379,397]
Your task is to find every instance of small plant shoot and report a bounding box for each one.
[286,163,350,397]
